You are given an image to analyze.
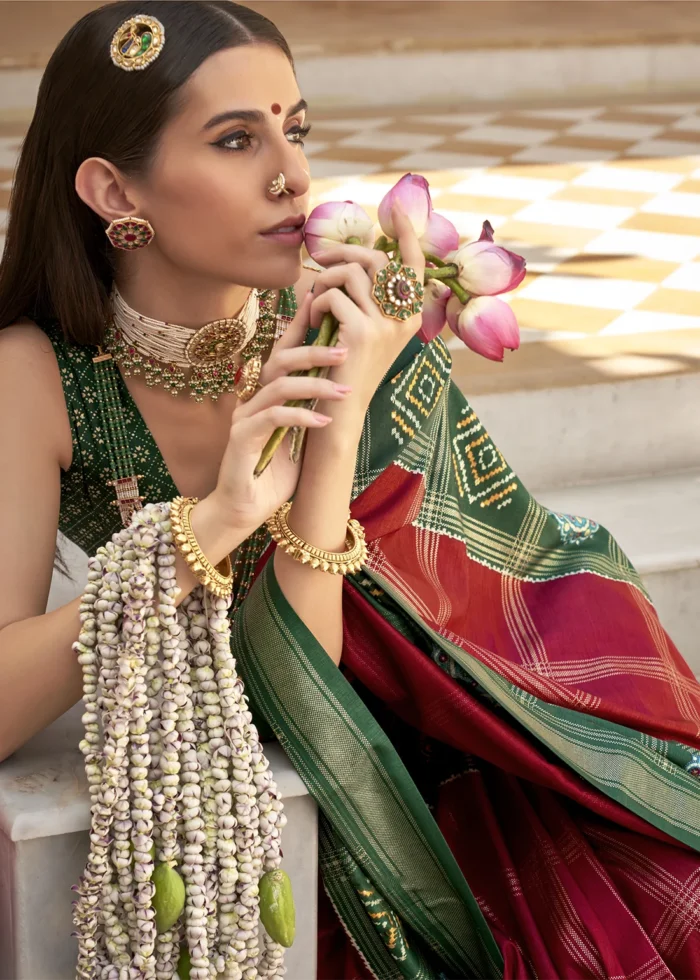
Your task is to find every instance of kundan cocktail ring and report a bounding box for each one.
[371,260,424,321]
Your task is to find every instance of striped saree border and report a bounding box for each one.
[231,559,503,980]
[319,817,437,980]
[371,570,700,852]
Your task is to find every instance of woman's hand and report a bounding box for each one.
[210,291,352,535]
[307,203,426,431]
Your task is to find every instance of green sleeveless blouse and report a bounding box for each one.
[40,287,297,556]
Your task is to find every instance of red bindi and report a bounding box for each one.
[271,103,281,115]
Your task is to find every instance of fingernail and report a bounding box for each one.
[333,384,352,394]
[313,413,333,423]
[331,347,348,357]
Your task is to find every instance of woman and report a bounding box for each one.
[0,2,699,978]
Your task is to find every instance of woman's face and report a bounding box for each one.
[135,43,312,290]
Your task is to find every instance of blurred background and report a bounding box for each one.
[0,0,698,669]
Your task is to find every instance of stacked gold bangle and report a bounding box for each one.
[170,496,234,599]
[265,501,367,575]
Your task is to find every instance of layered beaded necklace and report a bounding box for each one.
[104,285,284,403]
[93,287,297,606]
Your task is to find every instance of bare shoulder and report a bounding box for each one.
[0,319,73,470]
[0,320,71,633]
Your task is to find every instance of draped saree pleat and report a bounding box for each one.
[231,334,700,979]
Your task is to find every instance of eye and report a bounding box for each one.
[215,123,313,153]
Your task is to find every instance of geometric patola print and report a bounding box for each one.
[452,406,518,510]
[389,338,450,448]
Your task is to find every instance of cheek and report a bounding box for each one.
[148,153,252,240]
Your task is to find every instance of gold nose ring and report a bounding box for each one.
[268,172,290,196]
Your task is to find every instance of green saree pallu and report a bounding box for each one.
[233,336,700,980]
[43,290,700,980]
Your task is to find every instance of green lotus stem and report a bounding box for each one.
[424,264,458,282]
[254,311,340,477]
[254,238,467,477]
[422,253,469,302]
[443,277,469,304]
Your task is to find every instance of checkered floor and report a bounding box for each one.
[305,102,700,349]
[2,98,700,389]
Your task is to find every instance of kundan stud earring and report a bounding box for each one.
[105,216,155,250]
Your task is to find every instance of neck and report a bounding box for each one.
[114,258,253,328]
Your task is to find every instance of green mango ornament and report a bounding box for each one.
[152,863,186,934]
[259,869,296,947]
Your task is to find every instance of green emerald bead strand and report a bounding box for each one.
[93,356,138,482]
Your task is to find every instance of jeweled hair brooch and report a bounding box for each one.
[110,14,165,71]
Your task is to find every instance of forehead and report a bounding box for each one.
[179,44,300,122]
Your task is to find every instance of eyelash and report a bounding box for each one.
[215,123,313,152]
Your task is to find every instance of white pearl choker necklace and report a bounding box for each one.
[104,286,262,401]
[110,286,259,367]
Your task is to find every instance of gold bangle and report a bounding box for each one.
[170,496,234,599]
[265,500,367,575]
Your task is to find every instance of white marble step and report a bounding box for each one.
[468,371,700,492]
[537,469,700,670]
[0,743,318,980]
[6,42,700,117]
[296,43,700,110]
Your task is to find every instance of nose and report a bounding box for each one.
[266,143,311,201]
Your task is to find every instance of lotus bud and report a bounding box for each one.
[418,279,451,344]
[419,210,459,259]
[377,173,432,239]
[448,220,526,296]
[303,201,375,260]
[450,295,520,362]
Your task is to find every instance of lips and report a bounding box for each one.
[261,216,306,235]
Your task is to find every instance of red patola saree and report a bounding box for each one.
[233,332,700,980]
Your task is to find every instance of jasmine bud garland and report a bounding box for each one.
[72,501,289,979]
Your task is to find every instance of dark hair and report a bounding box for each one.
[0,0,293,344]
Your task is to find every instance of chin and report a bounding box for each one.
[250,254,303,291]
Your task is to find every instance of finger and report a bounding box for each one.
[313,244,388,274]
[232,405,333,455]
[308,287,365,331]
[260,342,348,383]
[234,374,351,417]
[308,263,376,318]
[391,202,425,274]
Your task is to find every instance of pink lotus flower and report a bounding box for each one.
[378,173,433,239]
[418,279,451,343]
[419,210,460,259]
[303,201,376,260]
[448,295,520,362]
[448,220,526,296]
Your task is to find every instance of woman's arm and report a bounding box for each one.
[0,325,248,761]
[273,415,363,667]
[271,205,425,667]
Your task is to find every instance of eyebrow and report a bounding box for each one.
[203,98,308,131]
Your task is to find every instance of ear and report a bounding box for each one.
[75,157,144,225]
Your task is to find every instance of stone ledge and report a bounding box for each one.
[0,742,307,842]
